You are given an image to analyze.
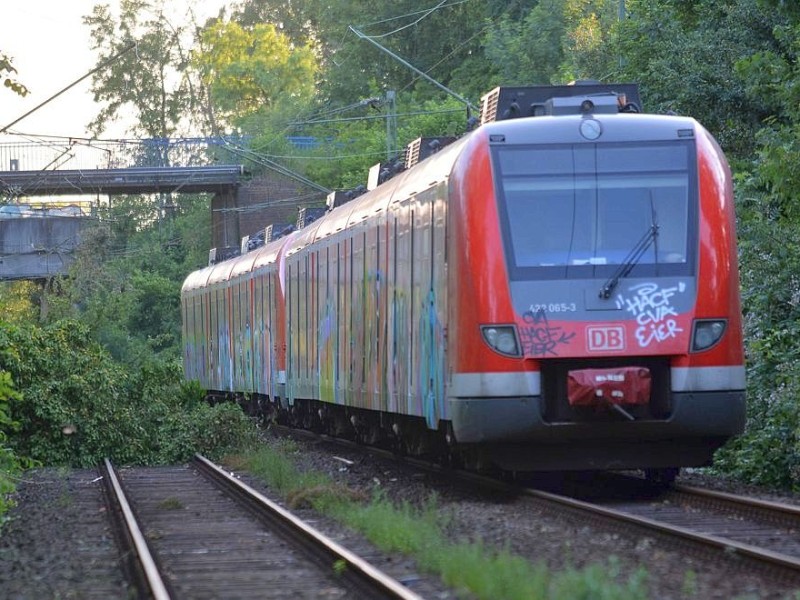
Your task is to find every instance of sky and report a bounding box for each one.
[0,1,225,143]
[1,2,102,140]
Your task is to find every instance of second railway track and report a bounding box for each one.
[101,455,423,599]
[280,425,800,587]
[524,473,800,582]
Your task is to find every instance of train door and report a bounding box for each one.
[266,269,276,400]
[231,279,242,391]
[340,238,351,403]
[409,188,443,428]
[299,252,313,398]
[391,200,412,414]
[224,283,234,392]
[332,238,345,405]
[245,276,255,393]
[209,286,218,390]
[310,249,321,401]
[192,294,201,383]
[351,228,366,407]
[252,272,263,395]
[366,220,382,410]
[319,242,336,403]
[432,184,449,424]
[286,259,296,404]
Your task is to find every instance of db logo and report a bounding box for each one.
[587,326,626,352]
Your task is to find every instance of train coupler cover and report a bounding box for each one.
[567,367,651,408]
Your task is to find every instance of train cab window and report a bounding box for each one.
[494,141,697,279]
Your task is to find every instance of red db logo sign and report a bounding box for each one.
[587,326,626,352]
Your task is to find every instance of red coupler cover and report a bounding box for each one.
[567,367,651,407]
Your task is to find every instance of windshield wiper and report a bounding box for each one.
[598,222,659,299]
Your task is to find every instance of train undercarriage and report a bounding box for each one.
[209,391,685,484]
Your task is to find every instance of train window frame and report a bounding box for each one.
[492,140,699,281]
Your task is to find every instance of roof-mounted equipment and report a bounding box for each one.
[404,136,457,169]
[367,157,404,190]
[296,206,327,229]
[208,246,240,266]
[479,82,641,125]
[265,223,295,243]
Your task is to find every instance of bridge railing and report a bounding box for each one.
[0,137,247,172]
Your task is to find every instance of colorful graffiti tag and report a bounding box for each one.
[616,282,686,347]
[519,309,576,356]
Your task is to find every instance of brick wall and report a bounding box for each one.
[211,172,326,250]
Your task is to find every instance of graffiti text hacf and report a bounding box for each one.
[616,282,686,348]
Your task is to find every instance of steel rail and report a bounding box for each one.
[100,459,171,600]
[192,453,424,600]
[673,483,800,517]
[525,486,800,572]
[273,426,800,577]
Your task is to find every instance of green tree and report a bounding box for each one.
[734,18,800,209]
[84,0,203,138]
[0,282,39,325]
[0,320,254,467]
[711,9,800,488]
[41,192,211,366]
[616,0,784,160]
[230,0,492,108]
[0,370,29,529]
[561,0,619,81]
[484,0,569,85]
[193,19,317,129]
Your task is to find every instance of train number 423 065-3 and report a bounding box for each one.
[528,303,578,314]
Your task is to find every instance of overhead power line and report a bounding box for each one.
[291,107,464,127]
[349,26,477,113]
[0,42,138,135]
[219,139,330,195]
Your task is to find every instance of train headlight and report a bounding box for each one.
[691,319,727,352]
[481,325,522,357]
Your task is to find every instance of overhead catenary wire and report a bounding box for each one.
[356,0,471,31]
[348,26,477,113]
[219,139,330,195]
[364,0,449,39]
[290,106,464,127]
[0,42,138,135]
[212,191,324,213]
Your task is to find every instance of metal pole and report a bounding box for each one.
[385,90,397,159]
[618,0,626,69]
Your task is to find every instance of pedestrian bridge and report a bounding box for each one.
[0,137,246,280]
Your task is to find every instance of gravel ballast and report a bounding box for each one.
[2,434,800,599]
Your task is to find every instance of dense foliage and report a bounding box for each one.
[0,370,30,529]
[0,319,255,467]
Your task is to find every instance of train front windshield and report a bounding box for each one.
[493,140,698,279]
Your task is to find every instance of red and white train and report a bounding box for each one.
[181,84,745,480]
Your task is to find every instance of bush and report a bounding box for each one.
[714,362,800,489]
[713,189,800,489]
[0,319,256,467]
[0,370,33,530]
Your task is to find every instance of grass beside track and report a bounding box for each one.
[226,438,649,600]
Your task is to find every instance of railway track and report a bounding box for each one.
[100,455,423,599]
[523,474,800,581]
[274,425,800,584]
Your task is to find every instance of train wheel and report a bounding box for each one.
[644,467,679,486]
